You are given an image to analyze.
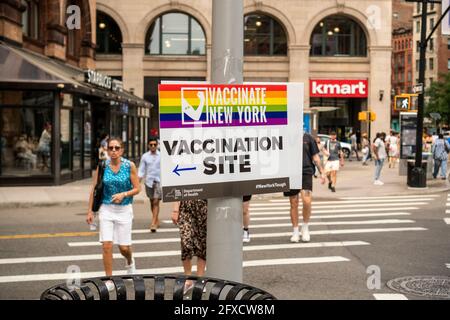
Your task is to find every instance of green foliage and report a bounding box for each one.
[425,72,450,124]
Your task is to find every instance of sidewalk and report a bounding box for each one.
[0,160,449,208]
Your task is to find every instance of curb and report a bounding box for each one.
[1,186,449,209]
[0,198,147,209]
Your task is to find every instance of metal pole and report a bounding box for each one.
[412,0,428,186]
[206,0,244,282]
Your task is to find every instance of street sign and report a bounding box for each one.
[158,83,303,202]
[429,112,441,120]
[394,95,411,111]
[412,83,423,94]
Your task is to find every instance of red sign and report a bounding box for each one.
[310,79,368,98]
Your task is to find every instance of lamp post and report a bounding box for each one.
[405,0,449,187]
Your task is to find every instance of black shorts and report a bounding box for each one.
[243,195,252,202]
[283,174,313,197]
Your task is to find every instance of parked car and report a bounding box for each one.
[317,134,352,158]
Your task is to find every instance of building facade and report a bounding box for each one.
[412,2,450,87]
[95,0,393,142]
[390,0,414,131]
[392,28,413,96]
[0,0,151,186]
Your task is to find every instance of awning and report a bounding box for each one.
[0,42,151,108]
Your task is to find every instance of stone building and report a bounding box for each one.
[95,0,393,141]
[0,0,151,185]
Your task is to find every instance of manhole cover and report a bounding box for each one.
[387,276,450,299]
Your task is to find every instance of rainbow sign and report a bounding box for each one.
[158,84,287,128]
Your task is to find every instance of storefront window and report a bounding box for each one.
[1,105,52,176]
[310,15,367,57]
[60,109,71,174]
[83,108,92,171]
[73,108,82,171]
[128,116,133,159]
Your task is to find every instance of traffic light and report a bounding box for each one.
[358,111,376,122]
[358,111,368,121]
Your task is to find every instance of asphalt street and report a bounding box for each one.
[0,192,449,300]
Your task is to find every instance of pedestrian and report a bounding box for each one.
[87,137,141,291]
[37,122,51,171]
[138,137,162,232]
[98,133,110,162]
[324,132,345,192]
[172,200,207,293]
[372,132,387,185]
[350,131,360,161]
[361,133,370,166]
[242,195,252,243]
[386,132,399,169]
[431,133,450,179]
[284,133,326,243]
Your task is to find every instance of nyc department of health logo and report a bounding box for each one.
[181,88,209,125]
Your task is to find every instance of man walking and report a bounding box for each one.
[138,137,162,232]
[284,133,325,243]
[324,132,344,192]
[350,131,360,161]
[432,134,450,180]
[372,132,387,185]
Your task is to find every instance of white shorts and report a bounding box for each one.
[325,160,340,172]
[98,204,133,246]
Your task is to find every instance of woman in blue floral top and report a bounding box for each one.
[87,137,140,290]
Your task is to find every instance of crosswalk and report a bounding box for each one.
[0,194,444,299]
[445,193,450,225]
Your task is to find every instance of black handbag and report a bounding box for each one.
[92,161,105,212]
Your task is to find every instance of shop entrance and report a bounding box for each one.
[311,97,366,142]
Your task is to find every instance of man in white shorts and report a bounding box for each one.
[324,132,344,192]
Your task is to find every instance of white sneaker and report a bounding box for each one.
[290,233,300,243]
[373,180,384,185]
[301,224,310,242]
[125,257,136,275]
[104,280,115,292]
[243,230,251,243]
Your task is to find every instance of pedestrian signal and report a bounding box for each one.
[394,95,411,111]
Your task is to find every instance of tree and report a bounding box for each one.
[425,72,450,126]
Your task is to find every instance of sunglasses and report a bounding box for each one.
[108,146,121,151]
[149,143,157,147]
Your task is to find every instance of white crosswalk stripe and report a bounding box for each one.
[373,293,408,300]
[0,194,437,295]
[0,257,350,284]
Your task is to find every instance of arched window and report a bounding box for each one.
[96,11,123,54]
[145,12,206,55]
[244,14,287,56]
[310,15,367,57]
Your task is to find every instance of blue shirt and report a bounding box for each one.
[138,151,161,187]
[102,157,133,205]
[432,139,450,161]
